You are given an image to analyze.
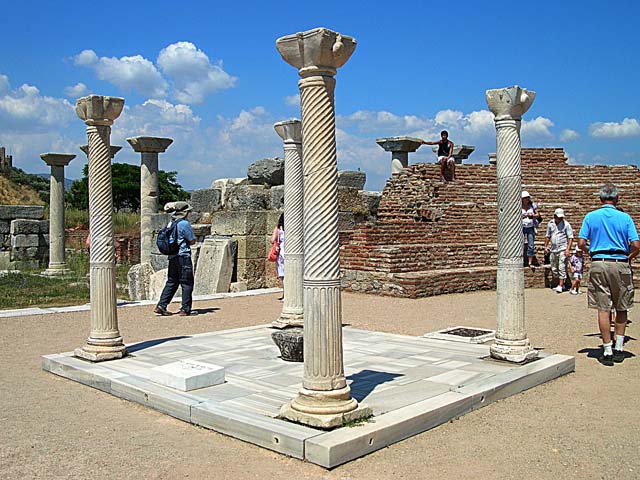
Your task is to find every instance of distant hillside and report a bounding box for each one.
[35,173,75,190]
[0,175,45,205]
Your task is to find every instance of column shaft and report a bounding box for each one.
[47,164,66,271]
[140,152,159,264]
[391,151,409,174]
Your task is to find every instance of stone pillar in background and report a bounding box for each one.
[40,153,75,276]
[375,136,423,175]
[272,119,304,329]
[486,85,538,363]
[276,27,370,428]
[74,95,127,362]
[126,136,173,264]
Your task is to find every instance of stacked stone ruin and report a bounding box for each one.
[0,205,49,270]
[340,148,640,297]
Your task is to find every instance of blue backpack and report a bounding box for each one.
[156,219,182,255]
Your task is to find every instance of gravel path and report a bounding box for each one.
[1,289,637,479]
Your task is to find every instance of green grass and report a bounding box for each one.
[65,208,140,236]
[0,250,131,310]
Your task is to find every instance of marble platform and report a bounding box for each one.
[42,325,574,468]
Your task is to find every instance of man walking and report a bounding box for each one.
[154,201,197,316]
[577,184,639,366]
[544,208,574,293]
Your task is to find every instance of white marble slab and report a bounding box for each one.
[148,360,225,391]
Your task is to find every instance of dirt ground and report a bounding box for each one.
[1,288,638,480]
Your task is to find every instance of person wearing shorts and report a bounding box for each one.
[577,184,639,366]
[422,130,456,182]
[568,247,584,295]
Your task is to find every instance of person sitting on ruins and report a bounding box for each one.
[154,201,197,316]
[422,130,456,182]
[544,208,574,293]
[521,191,541,271]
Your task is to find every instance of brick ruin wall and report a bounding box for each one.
[339,148,640,298]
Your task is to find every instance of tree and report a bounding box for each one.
[66,163,190,212]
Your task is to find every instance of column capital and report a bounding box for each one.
[75,95,124,126]
[276,27,356,77]
[274,119,302,144]
[376,136,423,153]
[79,144,122,159]
[485,86,536,121]
[127,136,173,153]
[40,153,76,167]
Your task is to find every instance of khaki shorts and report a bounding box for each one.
[587,260,634,311]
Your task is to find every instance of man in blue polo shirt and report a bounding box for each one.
[577,184,639,366]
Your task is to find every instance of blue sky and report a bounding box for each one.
[1,0,639,191]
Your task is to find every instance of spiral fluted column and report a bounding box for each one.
[74,95,127,362]
[273,120,304,328]
[486,86,538,363]
[276,27,370,429]
[40,153,75,276]
[127,136,173,265]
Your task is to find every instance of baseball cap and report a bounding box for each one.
[521,191,530,198]
[554,208,565,218]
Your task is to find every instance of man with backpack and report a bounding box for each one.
[154,201,197,316]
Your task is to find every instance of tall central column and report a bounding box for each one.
[486,86,538,363]
[126,136,173,264]
[40,153,75,276]
[273,120,304,328]
[276,27,369,429]
[74,95,127,362]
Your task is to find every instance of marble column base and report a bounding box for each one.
[42,265,72,277]
[490,338,538,363]
[74,343,127,362]
[280,385,371,429]
[271,312,304,329]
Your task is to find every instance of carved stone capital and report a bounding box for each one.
[127,136,173,153]
[485,86,536,121]
[276,27,356,77]
[40,153,76,167]
[75,95,124,126]
[376,136,423,153]
[274,119,302,144]
[79,144,122,159]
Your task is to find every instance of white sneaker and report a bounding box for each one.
[553,285,563,293]
[570,289,578,295]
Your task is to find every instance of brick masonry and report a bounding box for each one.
[340,148,640,298]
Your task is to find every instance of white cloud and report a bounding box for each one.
[589,118,640,139]
[284,94,300,107]
[64,82,88,98]
[157,42,236,104]
[73,49,168,98]
[559,128,579,142]
[521,116,554,139]
[435,109,463,126]
[0,76,75,133]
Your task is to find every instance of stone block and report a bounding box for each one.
[0,205,45,220]
[149,268,181,301]
[263,258,280,288]
[150,252,169,272]
[193,238,237,295]
[359,191,382,216]
[10,219,41,235]
[150,213,171,233]
[191,224,212,239]
[247,157,284,186]
[128,262,155,301]
[266,211,283,232]
[337,187,361,213]
[39,220,49,234]
[190,188,222,213]
[11,234,39,248]
[236,235,267,259]
[0,221,10,234]
[148,360,225,391]
[0,251,12,269]
[236,258,265,289]
[1,233,10,250]
[226,185,270,211]
[338,212,356,232]
[229,281,247,292]
[211,211,267,236]
[270,185,284,210]
[337,170,366,190]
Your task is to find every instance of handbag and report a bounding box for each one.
[268,242,280,262]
